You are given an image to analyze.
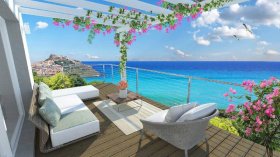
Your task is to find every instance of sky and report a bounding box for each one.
[22,0,280,62]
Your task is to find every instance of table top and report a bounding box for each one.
[107,91,140,104]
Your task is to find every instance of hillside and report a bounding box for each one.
[32,54,100,77]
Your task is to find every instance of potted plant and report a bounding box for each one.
[225,77,280,157]
[118,81,128,98]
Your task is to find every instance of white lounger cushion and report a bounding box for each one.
[52,85,99,100]
[50,109,100,147]
[177,103,216,122]
[165,103,197,122]
[53,95,86,115]
[50,95,100,147]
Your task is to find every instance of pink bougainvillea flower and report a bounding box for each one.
[239,110,243,115]
[91,20,97,25]
[165,28,169,33]
[265,106,275,118]
[242,116,249,121]
[106,28,112,34]
[244,102,253,115]
[256,116,262,127]
[231,116,237,120]
[127,40,134,45]
[272,88,279,97]
[129,28,136,34]
[53,21,59,26]
[73,24,79,30]
[81,28,85,32]
[169,24,177,30]
[256,100,262,106]
[65,20,71,26]
[266,94,274,104]
[270,76,277,81]
[154,24,162,31]
[85,24,91,30]
[255,127,261,132]
[260,81,267,88]
[175,13,183,22]
[156,0,165,6]
[226,104,235,113]
[245,127,252,136]
[242,80,256,92]
[229,88,237,94]
[253,105,261,111]
[94,29,100,34]
[142,28,148,33]
[114,40,120,46]
[223,93,229,97]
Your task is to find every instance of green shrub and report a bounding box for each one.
[33,72,96,90]
[68,74,86,87]
[33,72,44,84]
[44,73,73,90]
[210,117,239,136]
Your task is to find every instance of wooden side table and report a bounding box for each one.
[107,91,142,112]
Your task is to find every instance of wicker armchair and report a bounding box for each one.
[140,109,219,157]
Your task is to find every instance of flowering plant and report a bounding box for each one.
[225,77,280,157]
[118,81,128,90]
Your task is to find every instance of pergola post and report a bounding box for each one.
[119,31,127,82]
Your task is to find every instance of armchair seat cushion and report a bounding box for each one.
[52,85,99,100]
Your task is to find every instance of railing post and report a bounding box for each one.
[111,64,114,83]
[136,68,139,95]
[187,77,192,103]
[102,65,105,82]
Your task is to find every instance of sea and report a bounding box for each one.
[82,61,280,109]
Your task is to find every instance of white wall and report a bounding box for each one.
[0,0,34,156]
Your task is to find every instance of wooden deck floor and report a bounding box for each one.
[36,83,280,157]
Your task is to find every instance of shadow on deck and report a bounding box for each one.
[35,83,280,157]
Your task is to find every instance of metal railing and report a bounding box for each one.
[82,63,246,109]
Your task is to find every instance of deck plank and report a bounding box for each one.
[35,83,277,157]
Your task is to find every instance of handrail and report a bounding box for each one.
[87,63,242,86]
[78,63,245,106]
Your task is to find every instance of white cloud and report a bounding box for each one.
[176,50,191,57]
[86,54,100,59]
[169,46,175,50]
[229,4,240,13]
[191,0,280,45]
[258,41,269,46]
[193,31,211,46]
[192,9,221,27]
[264,49,280,56]
[220,0,280,28]
[165,45,191,57]
[23,23,31,34]
[212,25,255,39]
[36,21,48,29]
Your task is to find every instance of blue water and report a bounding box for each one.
[82,61,280,109]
